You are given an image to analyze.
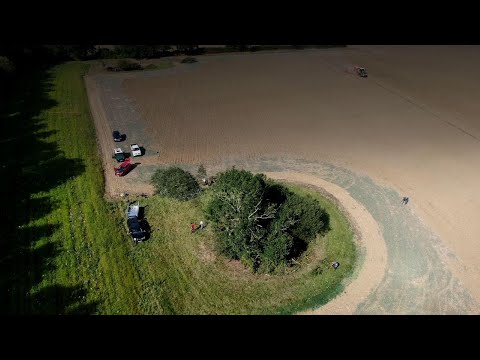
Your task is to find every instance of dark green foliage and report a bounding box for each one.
[143,64,157,70]
[181,57,198,64]
[95,45,176,59]
[0,56,15,74]
[206,168,329,273]
[116,59,143,71]
[175,45,202,55]
[96,47,115,59]
[113,45,160,59]
[231,45,250,51]
[278,191,330,242]
[151,167,201,201]
[62,45,97,60]
[197,164,207,179]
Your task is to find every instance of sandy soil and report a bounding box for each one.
[85,46,480,313]
[265,172,387,315]
[85,75,155,197]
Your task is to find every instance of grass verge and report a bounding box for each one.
[0,61,356,314]
[120,181,357,314]
[0,62,142,314]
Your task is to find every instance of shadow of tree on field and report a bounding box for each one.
[27,285,99,315]
[0,66,87,314]
[0,224,60,314]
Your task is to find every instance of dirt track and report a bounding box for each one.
[265,172,387,315]
[85,46,480,313]
[85,75,154,197]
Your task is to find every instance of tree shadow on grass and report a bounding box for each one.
[15,196,58,225]
[27,284,99,315]
[0,65,88,314]
[0,224,60,314]
[21,156,85,194]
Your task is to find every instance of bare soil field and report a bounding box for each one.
[85,46,480,313]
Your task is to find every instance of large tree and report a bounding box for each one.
[206,168,329,272]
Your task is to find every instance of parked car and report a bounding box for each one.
[112,148,125,162]
[113,130,123,142]
[130,144,142,157]
[114,158,133,176]
[126,202,148,244]
[127,217,147,244]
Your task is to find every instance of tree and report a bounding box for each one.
[231,45,244,51]
[205,168,329,272]
[0,56,15,74]
[176,45,201,55]
[158,45,173,54]
[151,167,201,201]
[63,45,97,60]
[116,59,142,71]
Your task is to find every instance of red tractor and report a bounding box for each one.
[354,66,368,77]
[115,158,134,177]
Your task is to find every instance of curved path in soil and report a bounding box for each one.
[265,172,387,315]
[214,158,479,314]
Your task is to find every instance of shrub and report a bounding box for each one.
[143,64,158,70]
[151,167,201,201]
[197,164,207,180]
[181,57,198,64]
[205,168,329,272]
[0,56,15,74]
[116,59,143,71]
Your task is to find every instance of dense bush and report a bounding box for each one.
[205,168,329,273]
[0,56,15,74]
[181,57,198,64]
[116,59,142,71]
[143,64,157,70]
[151,167,201,201]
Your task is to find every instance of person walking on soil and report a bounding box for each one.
[402,196,409,205]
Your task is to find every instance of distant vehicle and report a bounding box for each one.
[130,144,142,157]
[127,202,147,244]
[112,148,125,162]
[113,130,123,142]
[114,158,133,177]
[354,66,368,77]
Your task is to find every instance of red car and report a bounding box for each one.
[114,158,134,177]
